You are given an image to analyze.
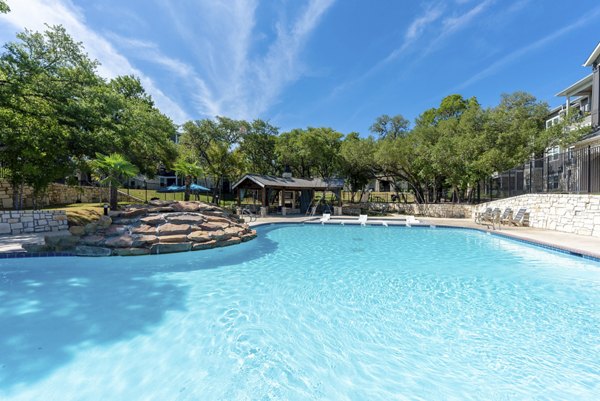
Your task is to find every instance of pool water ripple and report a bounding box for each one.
[0,225,599,400]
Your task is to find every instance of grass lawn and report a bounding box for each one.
[43,203,108,226]
[125,189,213,203]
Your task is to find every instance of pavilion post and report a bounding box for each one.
[261,187,267,207]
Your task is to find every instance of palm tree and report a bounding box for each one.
[90,153,139,210]
[173,160,203,201]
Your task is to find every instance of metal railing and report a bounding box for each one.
[480,143,600,200]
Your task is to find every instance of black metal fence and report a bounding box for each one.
[480,143,600,200]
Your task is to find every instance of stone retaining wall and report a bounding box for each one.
[395,203,474,218]
[0,210,68,235]
[0,180,139,209]
[475,194,600,237]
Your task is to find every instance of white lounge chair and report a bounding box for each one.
[406,215,420,224]
[319,213,331,224]
[357,214,368,226]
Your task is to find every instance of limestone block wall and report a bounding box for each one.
[0,210,68,235]
[475,194,600,237]
[395,203,474,218]
[0,181,139,209]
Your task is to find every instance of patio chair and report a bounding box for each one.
[499,208,513,225]
[357,214,368,226]
[320,213,331,224]
[510,208,529,226]
[406,215,420,224]
[481,208,501,230]
[474,207,492,224]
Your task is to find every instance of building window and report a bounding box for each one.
[547,146,561,161]
[548,174,560,190]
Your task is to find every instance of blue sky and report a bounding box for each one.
[1,0,599,135]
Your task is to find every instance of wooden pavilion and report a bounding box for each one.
[232,174,344,216]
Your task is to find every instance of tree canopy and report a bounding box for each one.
[0,25,177,208]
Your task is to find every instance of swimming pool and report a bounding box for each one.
[1,224,599,400]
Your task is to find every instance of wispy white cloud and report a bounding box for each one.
[0,0,191,123]
[327,1,490,101]
[405,7,444,42]
[453,5,600,90]
[424,0,495,54]
[155,0,335,120]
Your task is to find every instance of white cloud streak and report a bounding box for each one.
[0,0,191,123]
[154,0,335,120]
[453,5,600,90]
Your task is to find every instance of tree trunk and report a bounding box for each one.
[109,182,118,210]
[184,175,191,202]
[11,182,19,211]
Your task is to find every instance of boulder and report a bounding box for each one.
[120,208,148,219]
[97,216,112,229]
[80,235,105,246]
[131,235,159,247]
[148,199,175,207]
[187,231,212,243]
[140,215,166,226]
[216,237,242,247]
[74,245,112,257]
[159,234,189,243]
[45,233,79,250]
[148,206,175,213]
[103,224,128,237]
[202,210,225,217]
[133,224,157,235]
[23,243,51,253]
[195,202,213,211]
[104,234,134,248]
[224,226,244,238]
[166,214,205,225]
[112,247,151,256]
[204,215,231,226]
[157,223,191,236]
[84,222,98,234]
[200,221,228,231]
[150,242,191,254]
[192,240,218,251]
[69,226,85,236]
[241,230,257,242]
[111,217,141,226]
[209,230,232,241]
[171,201,200,212]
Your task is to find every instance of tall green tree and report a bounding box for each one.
[370,114,410,139]
[339,133,376,201]
[480,92,549,173]
[173,159,203,201]
[180,117,245,204]
[238,119,279,175]
[0,25,104,208]
[105,75,178,177]
[276,127,343,179]
[90,153,139,210]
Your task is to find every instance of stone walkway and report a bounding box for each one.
[1,214,599,260]
[0,231,67,253]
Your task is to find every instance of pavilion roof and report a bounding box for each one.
[232,174,344,191]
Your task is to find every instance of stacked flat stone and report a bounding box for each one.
[0,210,68,235]
[27,200,257,256]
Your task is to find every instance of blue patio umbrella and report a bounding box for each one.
[189,183,210,192]
[157,185,185,193]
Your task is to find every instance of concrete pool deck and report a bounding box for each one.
[0,215,598,260]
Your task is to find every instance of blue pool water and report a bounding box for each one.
[0,225,599,400]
